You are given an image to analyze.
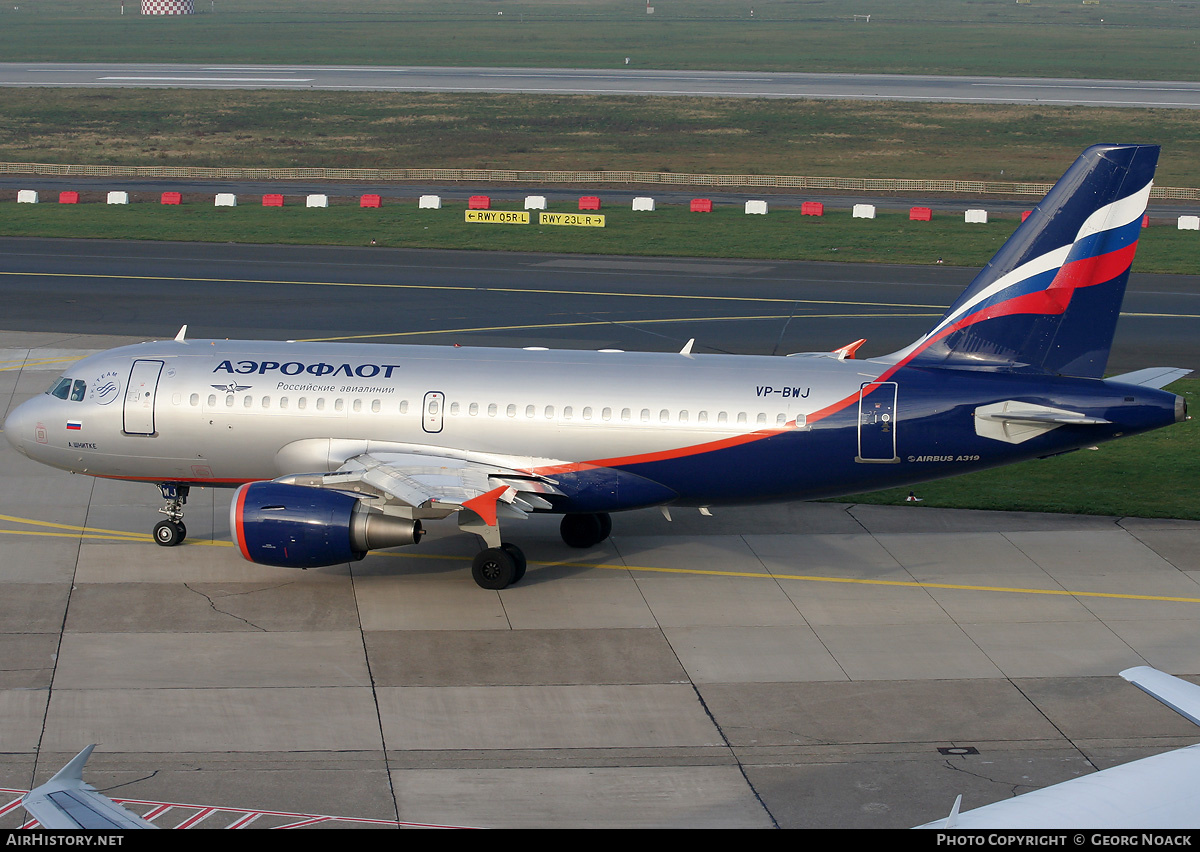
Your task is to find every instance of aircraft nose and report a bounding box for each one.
[3,398,36,458]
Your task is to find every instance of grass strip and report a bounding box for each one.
[2,201,1198,274]
[4,89,1200,187]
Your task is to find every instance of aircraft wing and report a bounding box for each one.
[916,668,1200,829]
[279,451,561,526]
[1120,666,1200,726]
[21,745,157,830]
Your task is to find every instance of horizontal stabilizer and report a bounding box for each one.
[1107,367,1192,389]
[1120,666,1200,728]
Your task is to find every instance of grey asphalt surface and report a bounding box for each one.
[3,63,1200,108]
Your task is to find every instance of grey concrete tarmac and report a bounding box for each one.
[3,331,1200,828]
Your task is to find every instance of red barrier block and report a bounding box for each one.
[909,206,932,221]
[690,198,713,213]
[161,192,182,205]
[360,194,381,208]
[1021,210,1032,222]
[58,191,79,205]
[578,196,601,211]
[1142,213,1149,228]
[468,195,491,210]
[262,194,284,207]
[800,201,824,217]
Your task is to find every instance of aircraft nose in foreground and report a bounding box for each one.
[3,397,37,458]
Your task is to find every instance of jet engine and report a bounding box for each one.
[230,481,423,568]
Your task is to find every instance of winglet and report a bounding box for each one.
[20,745,157,830]
[1119,666,1200,727]
[174,324,187,342]
[833,338,866,361]
[679,338,695,355]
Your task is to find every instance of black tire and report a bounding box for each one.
[472,547,517,590]
[560,513,604,548]
[501,543,527,583]
[153,520,184,547]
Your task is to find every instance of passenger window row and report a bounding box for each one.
[189,394,790,427]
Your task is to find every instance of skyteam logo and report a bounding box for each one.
[91,370,121,406]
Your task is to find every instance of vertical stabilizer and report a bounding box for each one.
[893,144,1158,377]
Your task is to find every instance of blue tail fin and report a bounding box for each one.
[893,144,1158,377]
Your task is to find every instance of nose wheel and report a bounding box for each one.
[154,483,189,547]
[154,519,187,547]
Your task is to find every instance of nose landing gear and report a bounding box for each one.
[153,483,189,547]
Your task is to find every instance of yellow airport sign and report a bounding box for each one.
[465,210,529,224]
[540,212,606,228]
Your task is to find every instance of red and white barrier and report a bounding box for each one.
[632,197,655,211]
[418,195,441,209]
[524,196,546,210]
[107,191,129,205]
[468,196,491,210]
[161,192,181,205]
[852,204,875,219]
[360,194,381,208]
[578,196,601,211]
[17,190,37,204]
[262,194,284,207]
[306,194,329,208]
[1179,215,1200,231]
[801,201,824,217]
[744,200,768,215]
[214,193,237,207]
[909,207,932,221]
[690,198,713,213]
[58,191,79,205]
[964,209,988,223]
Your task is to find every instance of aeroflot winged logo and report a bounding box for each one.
[212,383,253,393]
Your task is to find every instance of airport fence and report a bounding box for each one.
[3,161,1198,200]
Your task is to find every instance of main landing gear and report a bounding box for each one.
[153,484,189,547]
[469,513,612,590]
[560,512,612,549]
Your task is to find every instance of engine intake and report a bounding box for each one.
[230,481,423,569]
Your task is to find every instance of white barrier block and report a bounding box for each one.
[524,195,547,210]
[214,193,237,207]
[632,196,655,211]
[106,191,129,205]
[306,194,329,208]
[1178,215,1200,231]
[965,208,988,224]
[744,200,768,215]
[852,204,875,219]
[418,194,442,209]
[17,190,38,204]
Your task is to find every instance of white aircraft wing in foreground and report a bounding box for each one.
[20,745,156,830]
[916,667,1200,829]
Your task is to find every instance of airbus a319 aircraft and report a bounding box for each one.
[3,144,1189,589]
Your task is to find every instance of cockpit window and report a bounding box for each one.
[47,378,88,402]
[48,377,72,399]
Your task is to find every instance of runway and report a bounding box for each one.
[2,240,1200,828]
[3,63,1200,109]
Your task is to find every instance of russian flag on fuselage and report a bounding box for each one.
[894,144,1158,378]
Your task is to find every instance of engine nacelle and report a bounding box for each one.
[230,481,423,569]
